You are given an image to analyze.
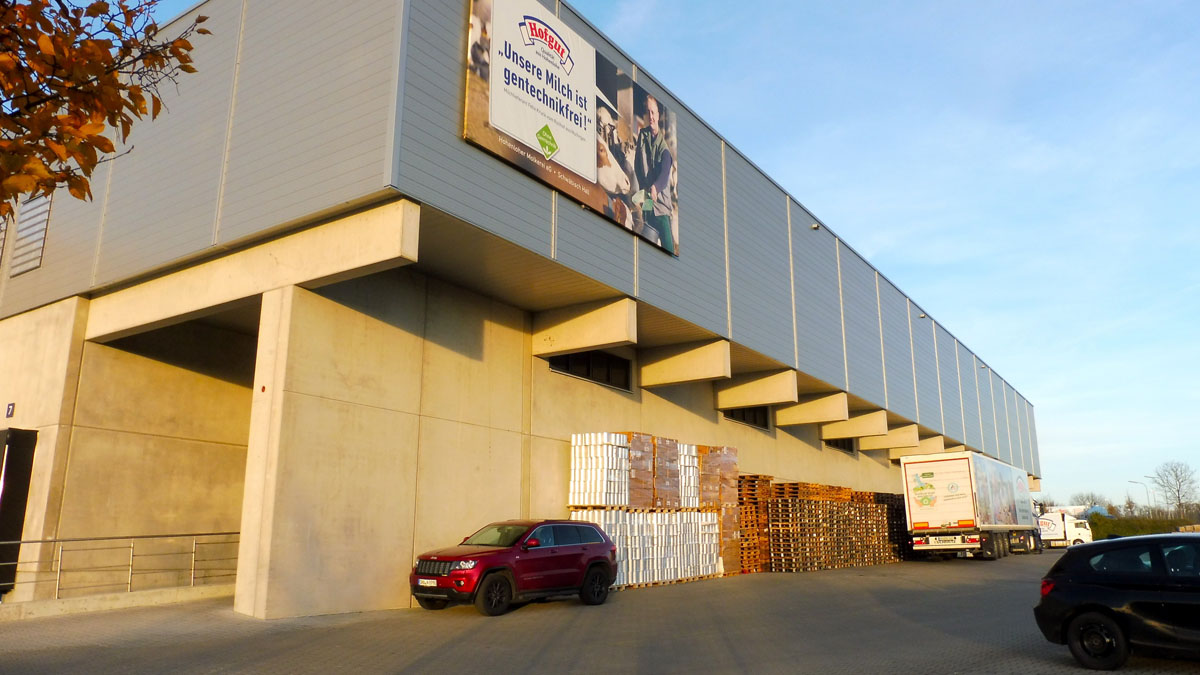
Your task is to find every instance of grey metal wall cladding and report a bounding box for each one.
[217,0,398,244]
[992,375,1011,464]
[978,367,997,457]
[634,79,728,337]
[8,196,51,276]
[1019,395,1036,474]
[1028,403,1041,476]
[934,325,963,444]
[792,207,845,389]
[878,279,916,420]
[1004,382,1022,471]
[957,342,983,450]
[724,150,794,364]
[555,197,634,296]
[92,1,243,284]
[397,0,553,257]
[839,247,885,407]
[0,165,110,316]
[910,307,940,431]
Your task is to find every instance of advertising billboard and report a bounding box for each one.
[464,0,681,255]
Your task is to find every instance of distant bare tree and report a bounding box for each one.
[1150,461,1198,516]
[1070,492,1107,510]
[1123,496,1137,517]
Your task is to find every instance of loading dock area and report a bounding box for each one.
[5,553,1197,673]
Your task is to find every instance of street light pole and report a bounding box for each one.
[1146,475,1168,516]
[1129,480,1152,512]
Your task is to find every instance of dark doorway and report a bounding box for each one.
[0,428,37,597]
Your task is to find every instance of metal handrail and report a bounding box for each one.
[0,531,239,601]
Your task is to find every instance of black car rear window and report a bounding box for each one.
[1088,545,1154,575]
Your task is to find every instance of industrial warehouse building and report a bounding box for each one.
[0,0,1041,619]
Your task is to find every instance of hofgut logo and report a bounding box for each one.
[536,124,558,159]
[519,16,574,74]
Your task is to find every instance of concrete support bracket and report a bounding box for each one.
[887,435,946,460]
[713,369,798,410]
[819,410,887,440]
[774,392,849,427]
[858,424,920,451]
[638,339,730,388]
[531,298,637,358]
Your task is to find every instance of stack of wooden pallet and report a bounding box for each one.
[737,475,772,573]
[764,482,907,572]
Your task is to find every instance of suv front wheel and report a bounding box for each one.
[474,573,514,616]
[579,566,611,605]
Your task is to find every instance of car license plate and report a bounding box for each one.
[933,536,958,544]
[418,578,436,587]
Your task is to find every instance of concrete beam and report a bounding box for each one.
[639,339,730,388]
[86,200,421,341]
[819,410,888,440]
[888,436,946,461]
[713,370,799,410]
[946,445,967,453]
[858,424,920,451]
[1029,477,1042,491]
[531,298,637,357]
[775,393,849,427]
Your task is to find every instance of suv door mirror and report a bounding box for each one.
[523,538,540,550]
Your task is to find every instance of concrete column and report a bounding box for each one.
[0,297,89,601]
[235,283,423,619]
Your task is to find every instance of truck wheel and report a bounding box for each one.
[1072,539,1084,546]
[1067,611,1129,670]
[579,566,611,605]
[474,573,513,616]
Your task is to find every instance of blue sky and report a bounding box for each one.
[151,1,1200,508]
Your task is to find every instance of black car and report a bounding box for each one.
[1034,533,1200,670]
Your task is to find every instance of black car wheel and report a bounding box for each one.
[474,574,513,616]
[416,597,448,610]
[1067,611,1129,670]
[579,566,610,606]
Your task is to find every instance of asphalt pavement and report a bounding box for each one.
[1,551,1198,674]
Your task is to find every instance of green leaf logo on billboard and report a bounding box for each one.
[535,124,559,159]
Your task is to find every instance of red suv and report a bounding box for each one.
[409,519,618,616]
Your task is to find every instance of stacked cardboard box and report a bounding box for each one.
[653,437,681,509]
[568,433,630,507]
[570,509,720,586]
[701,446,741,574]
[625,432,655,509]
[678,444,699,508]
[569,432,738,588]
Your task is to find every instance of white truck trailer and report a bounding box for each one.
[901,451,1039,559]
[1038,512,1093,547]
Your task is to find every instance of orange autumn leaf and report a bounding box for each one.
[0,0,209,213]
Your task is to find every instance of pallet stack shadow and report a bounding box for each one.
[569,433,739,588]
[763,482,908,573]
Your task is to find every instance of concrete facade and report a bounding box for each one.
[0,0,1040,619]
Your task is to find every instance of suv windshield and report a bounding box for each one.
[463,524,530,547]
